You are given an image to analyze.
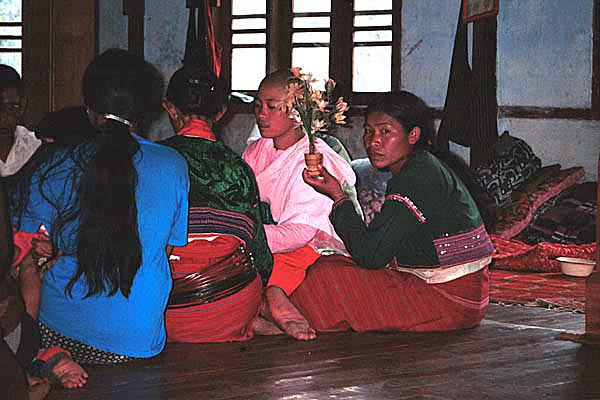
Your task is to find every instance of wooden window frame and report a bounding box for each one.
[214,0,600,120]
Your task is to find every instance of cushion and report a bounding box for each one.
[517,182,597,245]
[350,158,391,225]
[492,167,585,239]
[475,133,542,205]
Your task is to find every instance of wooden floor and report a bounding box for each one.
[46,304,600,400]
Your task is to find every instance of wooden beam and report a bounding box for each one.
[391,0,402,91]
[123,0,145,57]
[267,0,291,73]
[592,0,600,119]
[330,0,353,100]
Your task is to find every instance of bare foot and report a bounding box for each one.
[252,315,284,336]
[51,357,88,389]
[263,286,316,341]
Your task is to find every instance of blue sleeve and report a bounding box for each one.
[167,157,190,246]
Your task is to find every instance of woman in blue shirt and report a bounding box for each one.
[9,49,189,364]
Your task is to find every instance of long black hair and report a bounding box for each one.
[10,49,163,298]
[365,91,496,228]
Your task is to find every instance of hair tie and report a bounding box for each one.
[104,113,133,127]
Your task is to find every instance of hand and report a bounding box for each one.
[31,234,60,272]
[302,164,346,201]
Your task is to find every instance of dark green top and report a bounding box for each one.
[331,151,483,269]
[161,135,273,280]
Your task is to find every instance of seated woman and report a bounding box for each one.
[242,70,357,340]
[9,49,189,364]
[1,180,86,392]
[299,91,494,332]
[161,66,273,343]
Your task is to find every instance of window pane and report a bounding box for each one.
[354,15,392,27]
[232,0,265,15]
[292,47,329,90]
[0,26,21,36]
[0,52,20,74]
[293,0,331,13]
[354,30,392,42]
[232,33,266,45]
[293,16,330,29]
[231,48,265,91]
[0,0,22,22]
[353,46,391,92]
[292,32,330,43]
[232,18,266,30]
[0,39,21,48]
[354,0,391,11]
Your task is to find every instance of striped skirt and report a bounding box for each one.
[290,254,489,332]
[166,235,262,343]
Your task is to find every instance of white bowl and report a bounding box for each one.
[557,257,596,277]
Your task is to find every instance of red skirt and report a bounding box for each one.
[290,254,489,332]
[165,235,262,343]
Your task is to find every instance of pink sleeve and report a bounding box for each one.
[264,223,318,253]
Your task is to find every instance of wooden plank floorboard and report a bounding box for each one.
[45,304,600,400]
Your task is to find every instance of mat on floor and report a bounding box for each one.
[489,269,586,312]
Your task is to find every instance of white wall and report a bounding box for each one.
[98,0,599,181]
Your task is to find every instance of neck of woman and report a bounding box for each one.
[273,127,304,151]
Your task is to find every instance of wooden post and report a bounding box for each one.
[556,151,600,345]
[123,0,145,57]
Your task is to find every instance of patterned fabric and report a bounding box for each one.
[474,133,542,205]
[491,234,596,273]
[517,182,596,245]
[161,132,273,280]
[433,224,495,267]
[350,158,391,225]
[291,254,489,332]
[166,235,262,343]
[492,167,584,239]
[385,194,426,223]
[187,207,254,247]
[39,322,136,365]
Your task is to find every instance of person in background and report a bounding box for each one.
[34,106,96,145]
[0,64,41,177]
[161,65,272,343]
[300,91,494,333]
[242,69,357,341]
[9,49,189,364]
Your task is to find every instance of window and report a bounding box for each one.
[230,0,266,90]
[0,0,22,74]
[216,0,401,105]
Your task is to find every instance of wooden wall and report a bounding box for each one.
[21,0,96,129]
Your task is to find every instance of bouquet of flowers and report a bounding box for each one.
[283,67,350,155]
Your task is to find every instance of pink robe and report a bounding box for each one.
[242,135,356,255]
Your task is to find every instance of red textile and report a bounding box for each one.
[489,269,585,312]
[166,235,262,343]
[177,119,217,141]
[491,234,596,273]
[290,254,489,332]
[267,245,320,296]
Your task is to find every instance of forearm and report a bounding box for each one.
[330,200,405,269]
[264,223,318,253]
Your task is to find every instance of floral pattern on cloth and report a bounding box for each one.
[474,132,541,205]
[350,158,391,225]
[492,167,585,239]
